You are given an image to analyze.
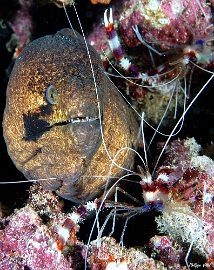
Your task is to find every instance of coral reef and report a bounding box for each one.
[87,0,213,63]
[1,138,214,269]
[0,206,74,269]
[119,0,213,50]
[0,182,168,269]
[0,184,85,269]
[90,0,111,4]
[86,0,214,127]
[86,236,166,269]
[149,235,186,269]
[155,138,214,268]
[8,0,35,58]
[28,183,64,218]
[40,0,73,8]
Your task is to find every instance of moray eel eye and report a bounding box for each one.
[46,85,59,104]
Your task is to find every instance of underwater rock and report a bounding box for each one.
[85,236,166,269]
[0,206,75,269]
[119,0,213,50]
[0,137,214,269]
[155,138,214,267]
[149,235,186,269]
[28,182,64,218]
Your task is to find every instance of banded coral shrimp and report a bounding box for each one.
[0,1,214,270]
[83,111,214,269]
[91,0,214,135]
[73,1,213,268]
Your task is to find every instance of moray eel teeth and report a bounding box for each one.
[54,116,99,126]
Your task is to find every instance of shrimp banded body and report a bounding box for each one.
[86,0,214,130]
[0,1,214,270]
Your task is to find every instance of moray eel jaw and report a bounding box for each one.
[20,115,103,183]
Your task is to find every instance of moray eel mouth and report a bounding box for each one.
[53,116,100,126]
[23,104,101,142]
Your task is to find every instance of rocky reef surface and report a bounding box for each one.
[0,138,213,269]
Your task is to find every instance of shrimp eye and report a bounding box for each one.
[46,85,59,104]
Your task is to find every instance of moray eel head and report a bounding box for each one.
[3,29,139,203]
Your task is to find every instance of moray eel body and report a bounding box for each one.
[3,29,139,203]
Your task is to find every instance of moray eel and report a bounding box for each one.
[3,28,139,203]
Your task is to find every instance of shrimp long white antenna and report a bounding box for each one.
[103,112,159,194]
[71,4,135,175]
[0,178,57,184]
[102,145,147,198]
[84,173,136,269]
[85,121,152,267]
[62,2,77,37]
[103,49,186,139]
[132,24,163,67]
[141,112,148,168]
[132,25,164,56]
[190,60,214,74]
[152,73,214,176]
[147,77,187,150]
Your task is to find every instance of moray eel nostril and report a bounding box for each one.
[3,28,139,204]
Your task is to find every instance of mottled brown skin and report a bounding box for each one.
[3,29,139,203]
